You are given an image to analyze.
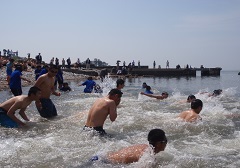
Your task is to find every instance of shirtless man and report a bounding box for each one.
[84,89,123,135]
[91,129,167,164]
[0,86,41,128]
[179,99,203,122]
[34,65,61,118]
[140,91,169,100]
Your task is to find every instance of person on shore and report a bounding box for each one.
[34,64,61,118]
[178,99,203,122]
[10,65,31,96]
[140,91,169,100]
[144,85,153,94]
[79,76,96,93]
[84,89,123,135]
[116,78,125,90]
[6,58,14,85]
[0,86,41,128]
[91,128,167,164]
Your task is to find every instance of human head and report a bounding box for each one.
[108,89,123,106]
[48,64,58,77]
[187,95,196,103]
[148,129,167,153]
[142,82,147,88]
[191,99,203,113]
[87,76,93,80]
[146,85,151,91]
[28,86,41,100]
[63,82,68,87]
[15,65,22,72]
[116,79,125,90]
[213,89,222,96]
[161,92,169,99]
[9,58,14,63]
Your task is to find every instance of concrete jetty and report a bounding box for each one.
[62,65,222,77]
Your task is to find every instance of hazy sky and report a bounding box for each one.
[1,0,240,70]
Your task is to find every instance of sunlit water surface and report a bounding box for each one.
[1,71,240,168]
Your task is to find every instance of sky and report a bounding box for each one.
[1,0,240,70]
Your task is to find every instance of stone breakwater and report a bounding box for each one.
[0,67,88,91]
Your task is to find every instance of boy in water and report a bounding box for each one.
[79,76,96,93]
[179,99,203,122]
[91,129,167,164]
[84,89,123,135]
[116,78,125,90]
[140,91,169,100]
[34,64,61,118]
[0,86,41,128]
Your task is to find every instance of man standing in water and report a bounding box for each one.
[34,64,61,118]
[91,129,167,164]
[0,86,41,128]
[84,89,123,135]
[179,99,203,122]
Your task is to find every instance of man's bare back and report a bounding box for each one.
[179,110,201,122]
[85,96,117,127]
[84,89,122,134]
[107,144,149,164]
[178,99,203,122]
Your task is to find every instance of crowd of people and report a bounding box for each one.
[0,53,223,165]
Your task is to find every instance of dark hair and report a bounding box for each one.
[213,89,222,96]
[146,85,151,90]
[87,76,93,80]
[28,86,41,96]
[15,65,22,72]
[162,92,168,96]
[116,79,125,87]
[191,99,203,109]
[148,129,167,147]
[187,95,196,101]
[49,64,58,70]
[108,89,123,97]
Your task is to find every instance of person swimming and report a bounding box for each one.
[90,128,167,164]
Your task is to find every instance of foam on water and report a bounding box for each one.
[1,74,240,167]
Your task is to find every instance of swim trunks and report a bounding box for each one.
[37,98,57,118]
[89,155,110,163]
[0,107,18,128]
[83,125,107,136]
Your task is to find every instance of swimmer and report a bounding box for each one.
[0,87,41,128]
[144,85,153,94]
[142,82,147,89]
[200,89,223,97]
[90,129,167,164]
[84,89,123,135]
[140,91,168,100]
[179,99,203,122]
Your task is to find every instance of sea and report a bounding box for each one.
[0,70,240,168]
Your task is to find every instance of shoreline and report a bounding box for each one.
[0,66,89,91]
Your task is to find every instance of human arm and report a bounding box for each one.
[19,107,30,121]
[7,102,26,126]
[51,87,61,96]
[140,92,163,99]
